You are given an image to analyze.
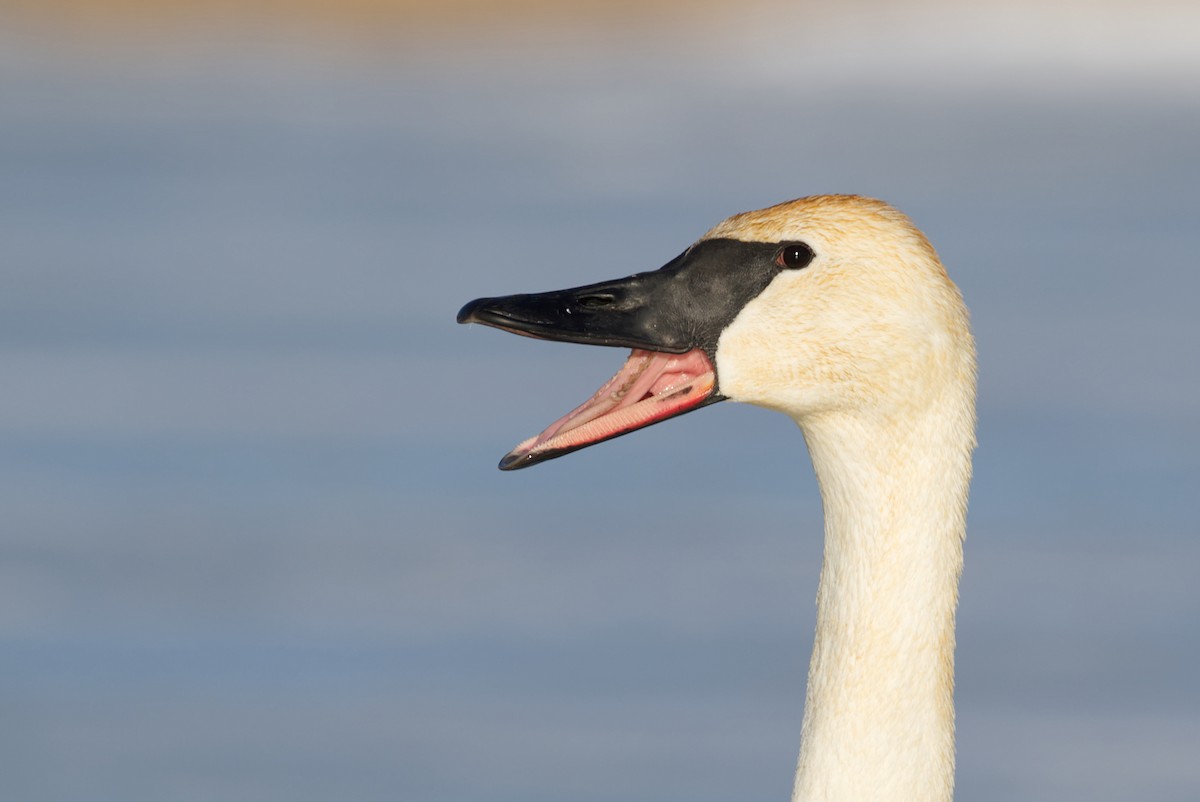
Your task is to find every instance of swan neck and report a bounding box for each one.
[792,407,971,802]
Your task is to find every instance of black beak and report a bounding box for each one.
[457,237,786,469]
[457,268,699,355]
[456,267,722,469]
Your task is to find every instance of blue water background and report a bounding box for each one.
[2,13,1198,802]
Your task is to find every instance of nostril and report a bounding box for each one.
[577,294,615,309]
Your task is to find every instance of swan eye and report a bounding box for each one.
[777,242,814,270]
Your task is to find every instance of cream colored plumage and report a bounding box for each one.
[460,194,977,801]
[709,196,976,802]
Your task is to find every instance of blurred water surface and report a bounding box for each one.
[2,4,1199,801]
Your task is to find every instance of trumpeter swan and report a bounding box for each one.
[458,195,976,802]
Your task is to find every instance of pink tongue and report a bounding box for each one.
[505,348,716,464]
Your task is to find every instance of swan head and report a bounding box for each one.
[707,196,975,423]
[458,195,974,469]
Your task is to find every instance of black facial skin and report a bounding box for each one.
[457,238,808,390]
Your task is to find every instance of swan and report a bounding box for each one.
[457,195,976,802]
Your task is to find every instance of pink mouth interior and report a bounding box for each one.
[504,348,716,466]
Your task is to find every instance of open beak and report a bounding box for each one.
[457,267,723,470]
